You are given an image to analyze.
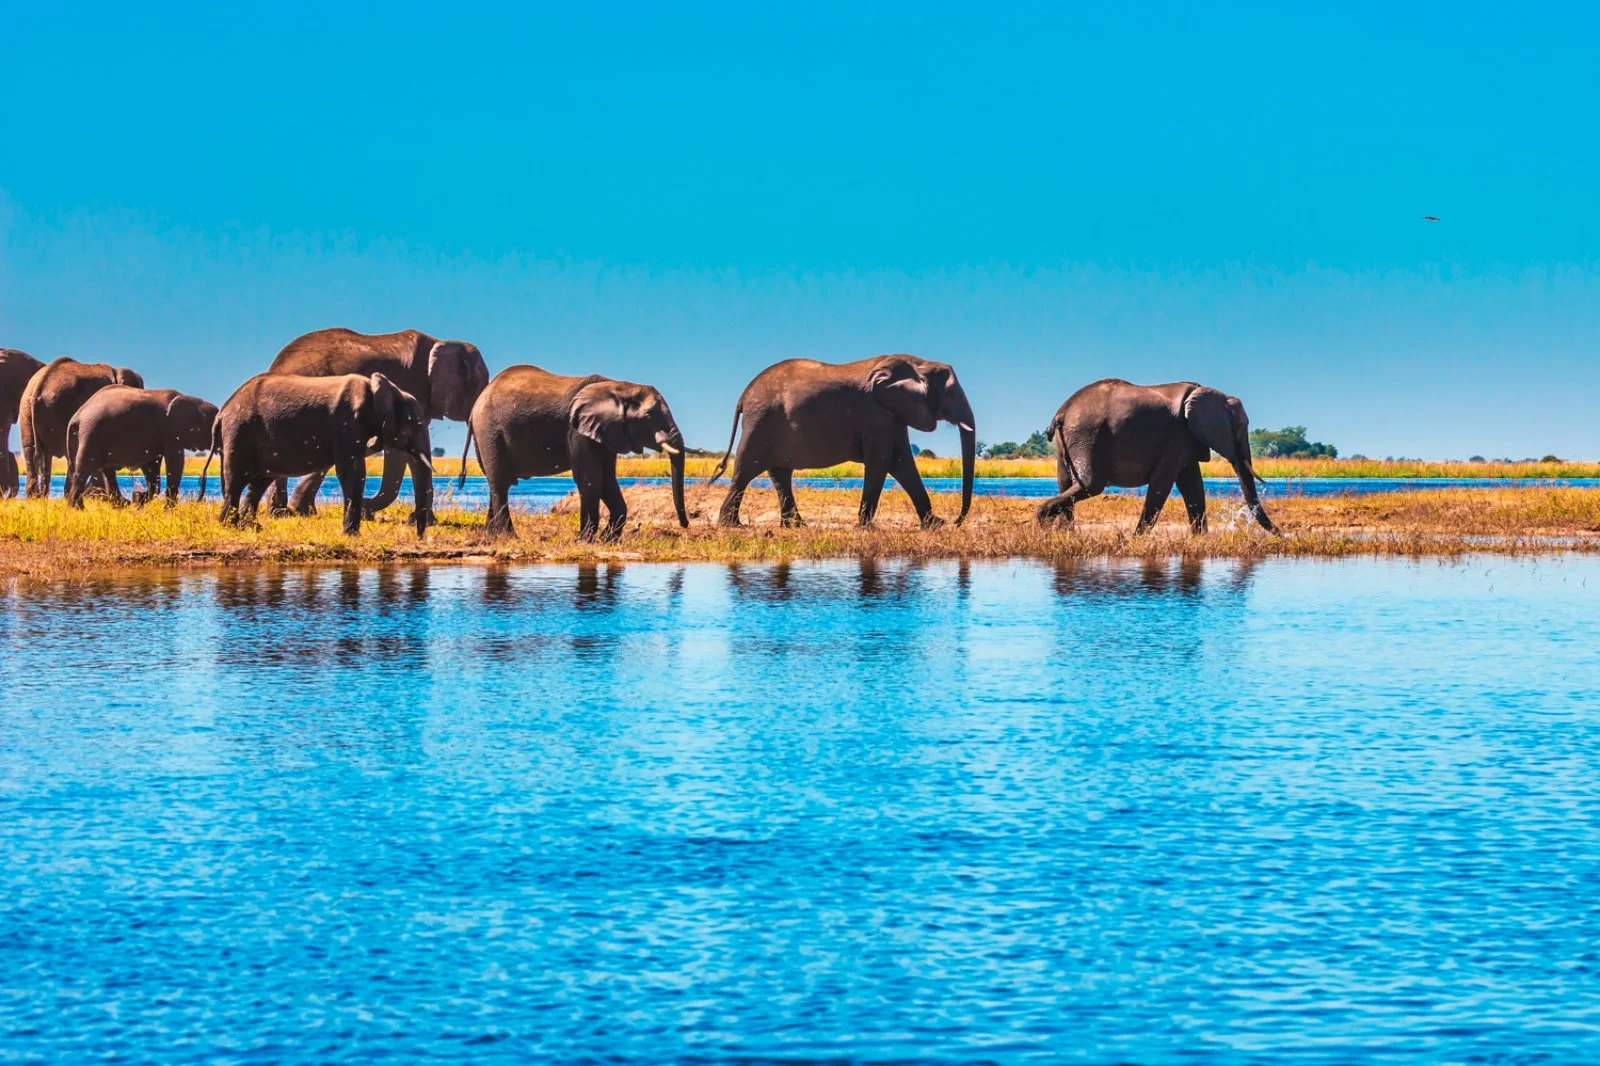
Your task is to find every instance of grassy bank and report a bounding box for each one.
[3,484,1598,575]
[36,455,1600,481]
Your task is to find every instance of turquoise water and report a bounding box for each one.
[3,558,1599,1062]
[41,473,1600,513]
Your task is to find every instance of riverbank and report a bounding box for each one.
[3,485,1598,575]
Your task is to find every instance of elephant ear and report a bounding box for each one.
[165,395,195,439]
[117,368,145,388]
[368,373,399,443]
[427,341,483,422]
[571,383,633,454]
[1183,387,1243,466]
[869,359,938,432]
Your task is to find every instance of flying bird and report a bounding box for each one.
[1422,215,1440,222]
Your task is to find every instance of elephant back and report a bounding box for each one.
[269,328,434,413]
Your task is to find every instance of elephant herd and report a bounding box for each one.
[0,327,1278,539]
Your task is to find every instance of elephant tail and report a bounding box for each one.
[456,422,475,492]
[197,419,220,502]
[64,418,79,491]
[704,403,742,486]
[1051,415,1086,489]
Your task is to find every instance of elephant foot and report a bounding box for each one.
[270,505,295,518]
[780,515,804,529]
[919,514,946,531]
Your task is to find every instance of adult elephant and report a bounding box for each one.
[19,357,145,499]
[1,349,45,497]
[265,327,489,522]
[710,355,976,529]
[1035,378,1276,534]
[460,366,688,540]
[208,373,433,537]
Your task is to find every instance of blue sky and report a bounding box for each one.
[3,2,1596,459]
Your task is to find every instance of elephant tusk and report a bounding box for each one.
[415,452,434,472]
[659,441,682,455]
[958,422,974,433]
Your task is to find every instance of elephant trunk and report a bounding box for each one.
[668,435,688,529]
[1233,438,1276,533]
[942,384,977,525]
[957,424,975,525]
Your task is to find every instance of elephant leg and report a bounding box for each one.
[771,468,804,527]
[269,476,291,516]
[485,481,515,538]
[889,447,940,528]
[163,446,185,507]
[717,453,765,528]
[576,487,602,542]
[220,469,244,526]
[362,449,407,518]
[408,446,434,535]
[135,462,162,507]
[334,455,364,536]
[242,479,272,528]
[598,468,628,542]
[289,471,325,516]
[857,456,891,527]
[1036,483,1091,527]
[1,447,16,498]
[1135,447,1188,534]
[102,468,127,507]
[1175,460,1207,533]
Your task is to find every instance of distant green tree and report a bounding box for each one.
[980,429,1054,460]
[1249,425,1338,459]
[1468,455,1486,463]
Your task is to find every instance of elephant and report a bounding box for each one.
[205,373,433,537]
[1034,379,1276,534]
[19,357,145,499]
[459,366,688,540]
[709,355,976,529]
[64,387,219,508]
[1,348,45,497]
[265,327,489,523]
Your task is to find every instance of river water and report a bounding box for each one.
[3,557,1599,1062]
[40,473,1600,513]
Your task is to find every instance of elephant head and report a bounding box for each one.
[1182,386,1275,532]
[427,339,490,422]
[869,356,977,523]
[115,367,145,388]
[571,380,690,529]
[366,374,433,467]
[167,395,220,454]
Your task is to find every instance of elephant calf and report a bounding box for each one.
[65,387,219,508]
[460,366,688,540]
[1036,378,1276,534]
[208,373,433,537]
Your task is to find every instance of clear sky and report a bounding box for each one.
[3,2,1596,459]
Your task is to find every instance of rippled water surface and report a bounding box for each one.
[41,472,1600,513]
[3,557,1599,1063]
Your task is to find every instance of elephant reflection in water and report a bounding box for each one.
[1051,557,1259,599]
[211,565,432,668]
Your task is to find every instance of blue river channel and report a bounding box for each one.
[3,557,1599,1062]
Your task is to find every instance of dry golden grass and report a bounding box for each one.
[41,454,1600,481]
[2,481,1598,575]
